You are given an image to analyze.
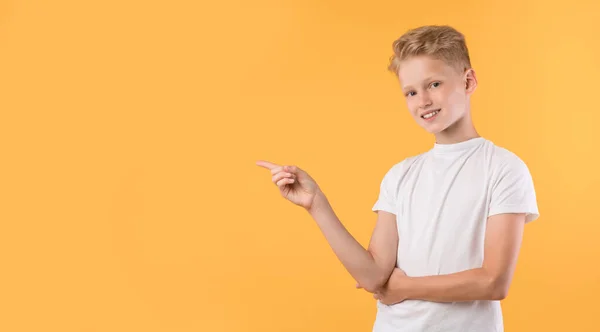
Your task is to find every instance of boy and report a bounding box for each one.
[256,25,539,332]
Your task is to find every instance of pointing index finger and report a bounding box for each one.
[256,160,280,170]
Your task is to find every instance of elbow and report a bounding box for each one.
[363,285,380,294]
[361,274,388,294]
[490,285,509,301]
[488,276,510,301]
[362,279,385,294]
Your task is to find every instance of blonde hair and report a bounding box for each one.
[388,25,472,75]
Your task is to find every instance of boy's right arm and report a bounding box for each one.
[256,160,398,293]
[308,191,399,293]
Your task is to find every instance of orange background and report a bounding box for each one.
[1,0,599,331]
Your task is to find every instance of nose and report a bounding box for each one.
[418,91,433,109]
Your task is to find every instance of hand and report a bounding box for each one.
[256,160,321,210]
[356,268,408,305]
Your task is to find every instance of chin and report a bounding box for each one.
[422,123,449,134]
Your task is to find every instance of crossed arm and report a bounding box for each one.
[307,191,399,293]
[307,191,526,304]
[365,212,527,304]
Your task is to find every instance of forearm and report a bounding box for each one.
[400,268,505,302]
[307,191,388,291]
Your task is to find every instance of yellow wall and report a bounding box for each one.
[1,0,598,331]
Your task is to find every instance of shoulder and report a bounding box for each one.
[479,139,536,188]
[377,152,428,186]
[482,140,539,221]
[382,152,427,176]
[484,140,532,175]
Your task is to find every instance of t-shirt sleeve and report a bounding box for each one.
[488,156,540,223]
[372,163,401,215]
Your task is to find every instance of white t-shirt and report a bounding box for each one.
[371,137,539,332]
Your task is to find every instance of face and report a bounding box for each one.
[398,56,477,135]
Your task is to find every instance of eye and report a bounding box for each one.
[430,81,441,88]
[406,91,416,97]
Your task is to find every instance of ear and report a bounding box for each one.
[464,68,477,94]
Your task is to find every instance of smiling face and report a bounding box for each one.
[398,55,477,137]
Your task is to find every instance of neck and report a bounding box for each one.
[434,113,479,144]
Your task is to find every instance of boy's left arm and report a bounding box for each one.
[368,212,526,304]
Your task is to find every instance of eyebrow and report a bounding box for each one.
[402,76,438,90]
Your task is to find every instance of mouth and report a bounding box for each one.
[421,109,441,121]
